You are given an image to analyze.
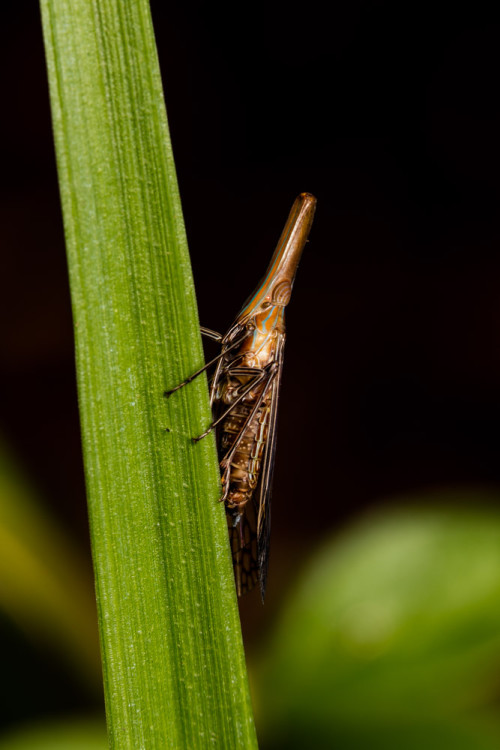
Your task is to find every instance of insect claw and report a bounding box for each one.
[219,482,229,503]
[192,427,211,442]
[218,474,230,503]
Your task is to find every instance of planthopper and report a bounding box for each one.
[165,193,317,600]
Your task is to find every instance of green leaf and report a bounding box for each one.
[40,1,257,747]
[256,494,500,749]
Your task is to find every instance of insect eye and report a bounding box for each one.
[271,280,291,305]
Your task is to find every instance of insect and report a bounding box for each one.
[165,193,317,599]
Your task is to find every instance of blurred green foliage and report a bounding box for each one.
[0,435,103,737]
[0,719,107,750]
[255,493,500,749]
[0,435,101,689]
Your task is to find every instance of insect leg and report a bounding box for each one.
[208,352,248,407]
[200,327,223,342]
[218,364,278,464]
[163,332,248,398]
[192,367,269,442]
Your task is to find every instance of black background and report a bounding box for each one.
[1,0,500,724]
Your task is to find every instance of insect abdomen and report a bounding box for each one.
[220,383,272,596]
[219,385,272,509]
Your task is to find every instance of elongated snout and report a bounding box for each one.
[239,193,317,320]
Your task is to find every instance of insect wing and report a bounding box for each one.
[228,503,259,596]
[255,334,285,600]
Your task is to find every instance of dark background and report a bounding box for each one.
[1,0,500,727]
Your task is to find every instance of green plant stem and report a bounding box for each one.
[40,0,257,746]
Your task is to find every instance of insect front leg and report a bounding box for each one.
[192,367,269,442]
[163,330,248,398]
[200,327,223,342]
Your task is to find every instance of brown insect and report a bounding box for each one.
[165,193,316,599]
